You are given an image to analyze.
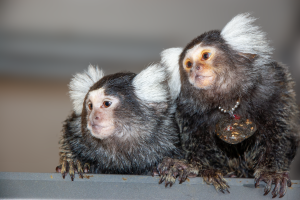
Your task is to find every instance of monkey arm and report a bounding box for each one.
[56,114,91,181]
[56,137,89,181]
[252,123,297,198]
[251,90,299,197]
[191,137,232,193]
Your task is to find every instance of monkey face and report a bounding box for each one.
[182,44,217,89]
[85,88,120,139]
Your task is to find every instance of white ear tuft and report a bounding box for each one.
[133,64,169,103]
[221,13,273,66]
[69,65,104,115]
[161,48,183,101]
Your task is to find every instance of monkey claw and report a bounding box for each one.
[201,169,230,193]
[155,157,199,187]
[56,160,90,181]
[254,170,291,198]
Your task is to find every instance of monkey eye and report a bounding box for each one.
[202,52,212,60]
[185,60,193,68]
[103,101,112,108]
[87,102,93,110]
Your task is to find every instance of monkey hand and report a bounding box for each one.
[254,170,291,198]
[201,169,230,193]
[155,157,199,187]
[56,160,90,181]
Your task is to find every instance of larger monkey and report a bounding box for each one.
[158,13,299,198]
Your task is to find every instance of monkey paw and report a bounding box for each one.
[155,157,199,187]
[201,169,230,193]
[254,170,291,198]
[56,160,90,181]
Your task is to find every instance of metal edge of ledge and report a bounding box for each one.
[0,172,299,200]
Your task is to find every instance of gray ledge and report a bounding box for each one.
[0,172,299,199]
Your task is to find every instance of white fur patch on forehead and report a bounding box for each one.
[69,65,104,115]
[88,88,105,101]
[221,13,273,66]
[160,48,183,101]
[186,43,201,55]
[133,64,168,103]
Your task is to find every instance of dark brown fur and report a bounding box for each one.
[177,31,299,177]
[158,28,299,197]
[58,71,181,179]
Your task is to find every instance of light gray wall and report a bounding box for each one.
[0,0,299,179]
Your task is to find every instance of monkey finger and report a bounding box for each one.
[159,175,167,184]
[254,176,263,188]
[203,175,209,184]
[178,170,186,184]
[216,173,229,188]
[152,167,159,177]
[83,163,90,173]
[61,160,69,179]
[165,182,170,188]
[225,187,230,193]
[220,179,230,190]
[165,173,176,188]
[68,161,75,181]
[212,181,224,193]
[279,178,287,198]
[217,173,226,183]
[76,161,84,179]
[271,178,281,198]
[167,167,177,183]
[264,179,272,196]
[208,174,214,184]
[215,177,230,193]
[56,165,62,173]
[287,179,292,188]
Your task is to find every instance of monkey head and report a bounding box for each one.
[81,72,143,140]
[69,65,173,142]
[161,13,273,104]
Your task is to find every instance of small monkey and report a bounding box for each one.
[56,64,181,180]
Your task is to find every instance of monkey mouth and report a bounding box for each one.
[88,123,115,139]
[91,124,110,130]
[195,75,212,79]
[90,123,114,131]
[194,75,214,82]
[191,74,215,89]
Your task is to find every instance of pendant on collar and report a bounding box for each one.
[216,101,257,144]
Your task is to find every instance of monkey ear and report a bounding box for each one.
[160,48,183,101]
[221,13,273,66]
[69,65,104,115]
[132,63,169,105]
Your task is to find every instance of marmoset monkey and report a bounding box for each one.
[56,64,181,180]
[157,13,299,198]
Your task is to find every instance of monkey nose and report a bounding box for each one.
[94,116,100,120]
[196,66,201,70]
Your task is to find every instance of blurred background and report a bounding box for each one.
[0,0,300,179]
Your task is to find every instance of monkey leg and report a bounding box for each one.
[254,170,291,198]
[56,160,90,181]
[155,157,199,187]
[200,169,230,193]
